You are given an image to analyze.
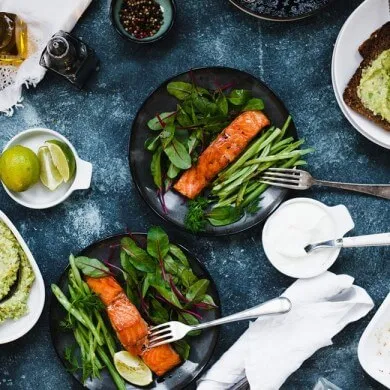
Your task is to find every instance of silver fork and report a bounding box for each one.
[260,168,390,200]
[147,297,292,348]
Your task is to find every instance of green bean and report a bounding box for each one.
[243,148,314,166]
[96,345,126,390]
[274,115,292,143]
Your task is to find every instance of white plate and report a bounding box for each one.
[262,198,355,278]
[2,128,92,209]
[358,292,390,388]
[0,211,45,344]
[332,0,390,149]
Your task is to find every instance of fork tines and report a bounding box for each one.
[259,167,303,190]
[147,324,173,348]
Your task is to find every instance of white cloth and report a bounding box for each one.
[0,0,92,116]
[197,272,374,390]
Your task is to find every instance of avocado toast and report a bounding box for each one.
[343,22,390,131]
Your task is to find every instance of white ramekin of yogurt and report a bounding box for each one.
[262,197,355,278]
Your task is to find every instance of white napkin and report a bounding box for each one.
[0,0,92,116]
[197,272,374,390]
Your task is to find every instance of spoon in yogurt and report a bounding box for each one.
[305,232,390,254]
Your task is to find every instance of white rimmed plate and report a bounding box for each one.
[358,292,390,388]
[0,211,45,344]
[332,0,390,149]
[2,128,92,209]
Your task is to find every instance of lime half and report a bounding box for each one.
[38,146,63,191]
[45,140,76,183]
[114,351,153,386]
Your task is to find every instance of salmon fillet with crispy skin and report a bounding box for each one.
[85,276,181,376]
[173,110,270,199]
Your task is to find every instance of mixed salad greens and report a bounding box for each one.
[145,78,314,233]
[52,226,216,388]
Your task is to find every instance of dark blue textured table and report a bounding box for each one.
[0,0,389,389]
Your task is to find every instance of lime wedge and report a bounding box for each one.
[38,146,63,191]
[45,140,76,183]
[114,351,153,386]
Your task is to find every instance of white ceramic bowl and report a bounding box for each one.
[332,0,390,149]
[1,128,92,209]
[262,198,355,278]
[358,292,390,388]
[0,211,45,344]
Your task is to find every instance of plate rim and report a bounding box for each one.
[0,211,45,344]
[331,0,390,150]
[128,65,296,237]
[228,0,336,22]
[49,232,221,390]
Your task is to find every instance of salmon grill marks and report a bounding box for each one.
[85,276,181,376]
[173,110,270,199]
[142,344,182,377]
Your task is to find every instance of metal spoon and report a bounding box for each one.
[305,232,390,254]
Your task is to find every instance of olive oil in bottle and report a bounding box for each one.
[0,13,27,64]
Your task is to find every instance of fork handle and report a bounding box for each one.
[191,297,291,331]
[313,180,390,200]
[342,233,390,248]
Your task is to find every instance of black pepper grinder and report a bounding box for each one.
[40,31,99,89]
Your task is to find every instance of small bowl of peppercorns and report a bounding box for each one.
[110,0,176,43]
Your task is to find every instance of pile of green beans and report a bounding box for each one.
[51,255,126,390]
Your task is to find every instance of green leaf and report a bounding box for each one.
[174,340,191,360]
[147,112,176,130]
[149,298,170,324]
[167,81,193,100]
[142,274,151,297]
[228,89,251,105]
[147,226,170,260]
[176,106,193,127]
[187,129,201,154]
[167,162,181,179]
[169,244,189,267]
[144,136,160,152]
[181,269,198,288]
[164,138,192,170]
[151,147,163,189]
[192,95,217,115]
[184,197,209,233]
[202,294,217,308]
[74,256,110,278]
[160,123,175,148]
[186,279,209,303]
[242,98,265,111]
[121,237,156,273]
[163,254,180,275]
[207,206,244,226]
[216,93,228,116]
[152,285,182,308]
[120,251,139,284]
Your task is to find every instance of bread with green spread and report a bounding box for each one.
[343,22,390,131]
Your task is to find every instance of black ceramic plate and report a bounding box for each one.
[129,67,297,236]
[50,233,220,390]
[229,0,334,21]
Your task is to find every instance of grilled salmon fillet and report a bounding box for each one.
[85,276,181,375]
[173,110,270,199]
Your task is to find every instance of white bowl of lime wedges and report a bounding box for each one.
[1,128,92,209]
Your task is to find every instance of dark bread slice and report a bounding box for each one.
[343,22,390,131]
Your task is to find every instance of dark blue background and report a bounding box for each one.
[0,0,389,388]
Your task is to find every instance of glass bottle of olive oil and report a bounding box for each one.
[0,13,27,65]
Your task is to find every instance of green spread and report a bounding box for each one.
[358,49,390,122]
[0,220,35,323]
